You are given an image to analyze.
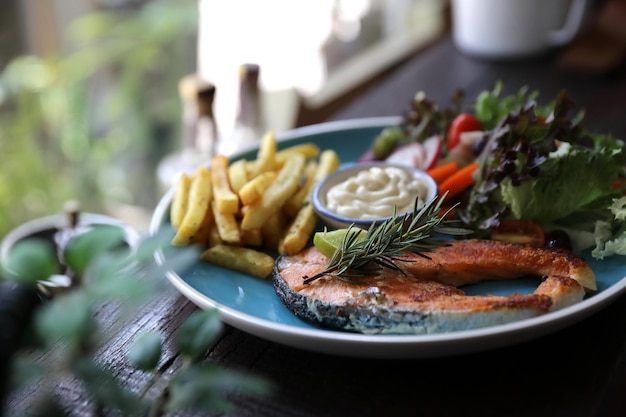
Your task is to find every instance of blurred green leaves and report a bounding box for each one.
[0,2,275,411]
[35,291,96,348]
[1,239,59,286]
[64,224,129,276]
[127,330,163,371]
[167,366,273,414]
[0,0,198,237]
[176,309,223,361]
[2,219,271,415]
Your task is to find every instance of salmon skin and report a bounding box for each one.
[272,239,596,335]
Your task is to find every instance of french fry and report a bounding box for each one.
[283,160,317,218]
[169,127,343,278]
[189,206,214,246]
[200,244,274,279]
[241,153,306,230]
[238,171,277,206]
[170,173,191,229]
[211,200,241,244]
[211,155,239,214]
[248,130,277,178]
[280,149,341,255]
[275,142,320,167]
[172,167,212,246]
[279,204,317,255]
[207,223,223,247]
[239,204,250,219]
[241,227,263,247]
[228,158,249,193]
[261,211,287,251]
[312,149,341,184]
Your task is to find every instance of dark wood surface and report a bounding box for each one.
[5,35,626,417]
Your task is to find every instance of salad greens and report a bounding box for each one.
[498,143,621,223]
[371,90,463,159]
[592,196,626,259]
[460,86,625,245]
[370,81,552,160]
[473,81,554,130]
[373,82,626,259]
[461,87,625,259]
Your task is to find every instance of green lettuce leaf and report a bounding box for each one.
[473,81,551,130]
[500,146,622,223]
[592,197,626,259]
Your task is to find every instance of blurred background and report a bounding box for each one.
[0,0,447,235]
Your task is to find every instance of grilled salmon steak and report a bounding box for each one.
[273,239,596,334]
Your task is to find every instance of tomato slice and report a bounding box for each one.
[491,220,546,247]
[611,177,626,194]
[447,113,482,150]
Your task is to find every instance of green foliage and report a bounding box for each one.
[1,239,59,286]
[176,309,223,361]
[167,366,274,414]
[127,331,163,371]
[71,356,148,415]
[0,0,198,237]
[2,223,272,415]
[35,291,97,350]
[0,1,274,412]
[473,81,548,130]
[63,224,130,277]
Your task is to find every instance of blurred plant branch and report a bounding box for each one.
[0,218,272,416]
[0,0,198,237]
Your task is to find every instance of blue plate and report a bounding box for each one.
[150,117,626,359]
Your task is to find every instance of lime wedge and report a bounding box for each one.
[313,228,366,258]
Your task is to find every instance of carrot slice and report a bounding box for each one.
[438,162,479,202]
[427,162,459,184]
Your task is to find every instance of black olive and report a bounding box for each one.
[489,171,505,184]
[546,229,573,251]
[528,165,541,177]
[500,160,516,175]
[472,137,487,155]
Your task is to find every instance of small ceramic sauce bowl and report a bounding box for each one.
[312,161,438,230]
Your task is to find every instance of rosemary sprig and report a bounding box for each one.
[303,194,471,284]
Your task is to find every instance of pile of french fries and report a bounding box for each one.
[169,130,340,279]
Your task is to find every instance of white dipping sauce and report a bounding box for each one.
[326,166,430,220]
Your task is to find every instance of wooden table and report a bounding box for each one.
[5,35,626,417]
